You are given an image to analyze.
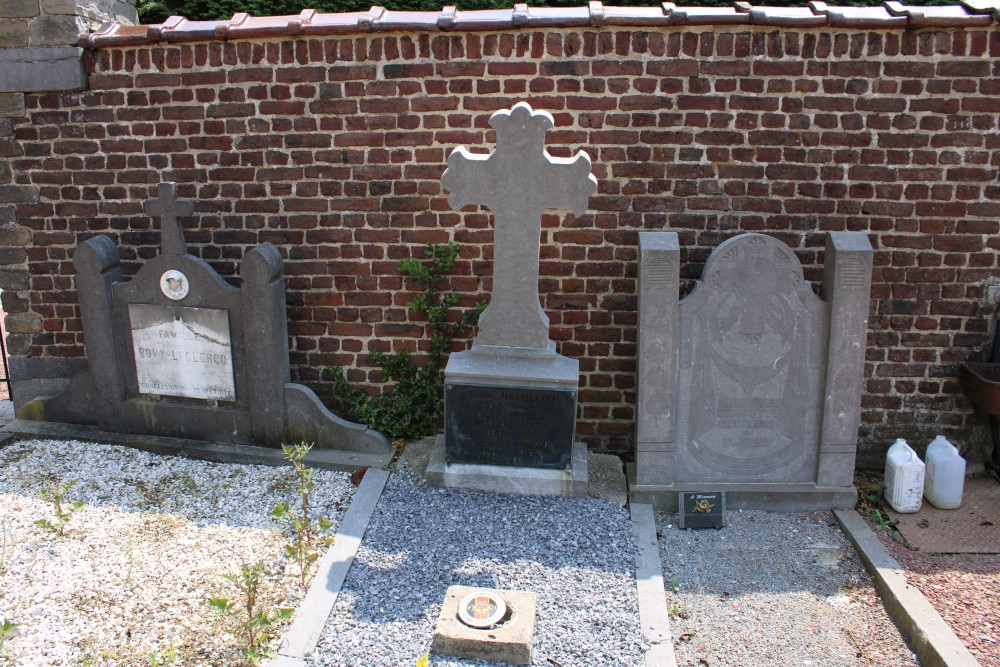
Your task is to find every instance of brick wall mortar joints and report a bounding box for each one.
[12,24,1000,455]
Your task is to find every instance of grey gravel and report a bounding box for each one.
[657,509,920,667]
[313,468,645,667]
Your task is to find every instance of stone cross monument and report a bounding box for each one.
[441,103,596,352]
[428,102,596,496]
[144,181,194,256]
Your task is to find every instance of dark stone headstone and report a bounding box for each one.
[19,182,391,465]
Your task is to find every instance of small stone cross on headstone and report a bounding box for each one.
[144,181,194,256]
[442,102,597,351]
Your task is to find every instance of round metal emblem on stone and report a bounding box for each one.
[160,270,189,301]
[457,590,507,629]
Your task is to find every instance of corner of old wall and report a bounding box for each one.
[0,0,136,407]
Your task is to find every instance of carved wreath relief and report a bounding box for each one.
[677,235,827,482]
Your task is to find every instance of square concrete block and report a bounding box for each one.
[433,586,536,666]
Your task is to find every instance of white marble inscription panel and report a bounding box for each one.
[129,303,236,401]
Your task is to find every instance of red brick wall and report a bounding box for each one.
[9,27,1000,462]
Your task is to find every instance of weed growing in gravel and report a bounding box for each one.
[270,442,334,588]
[856,481,899,533]
[0,620,19,655]
[35,478,85,537]
[147,642,180,666]
[668,602,689,620]
[209,561,293,666]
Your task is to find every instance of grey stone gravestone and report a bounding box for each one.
[18,182,391,468]
[630,231,873,511]
[426,102,596,496]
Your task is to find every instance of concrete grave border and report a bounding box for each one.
[834,509,983,667]
[273,468,391,665]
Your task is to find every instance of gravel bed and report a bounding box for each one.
[0,438,354,666]
[657,510,919,667]
[313,468,645,666]
[869,515,1000,666]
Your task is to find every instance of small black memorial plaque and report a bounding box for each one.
[445,383,575,469]
[678,491,726,529]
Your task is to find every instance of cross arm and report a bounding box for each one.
[543,150,598,217]
[441,146,494,212]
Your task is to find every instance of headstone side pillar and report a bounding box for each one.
[635,232,680,486]
[71,235,127,427]
[818,231,873,487]
[241,242,291,445]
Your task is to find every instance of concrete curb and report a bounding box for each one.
[834,509,982,667]
[274,468,390,663]
[630,503,679,667]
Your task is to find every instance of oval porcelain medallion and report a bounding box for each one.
[457,590,507,629]
[160,270,189,301]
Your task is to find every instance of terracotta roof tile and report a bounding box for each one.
[749,5,827,26]
[81,3,1000,48]
[886,1,993,25]
[444,8,516,30]
[664,3,751,25]
[962,0,1000,14]
[809,1,908,27]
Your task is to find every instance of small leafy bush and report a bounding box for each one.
[35,478,85,537]
[270,442,334,588]
[328,242,485,441]
[209,561,293,666]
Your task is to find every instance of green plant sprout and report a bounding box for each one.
[328,241,485,441]
[35,478,85,537]
[0,620,19,655]
[147,642,180,666]
[856,481,899,533]
[270,443,334,588]
[209,561,293,667]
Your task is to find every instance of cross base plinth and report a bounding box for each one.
[441,348,582,486]
[426,435,588,498]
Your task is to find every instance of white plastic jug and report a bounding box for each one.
[924,435,966,509]
[884,439,924,513]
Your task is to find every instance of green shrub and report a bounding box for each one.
[328,242,485,441]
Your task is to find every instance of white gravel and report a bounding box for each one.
[658,510,920,667]
[313,468,646,666]
[0,438,354,666]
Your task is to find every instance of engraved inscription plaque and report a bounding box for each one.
[678,491,726,529]
[445,384,576,468]
[129,303,236,401]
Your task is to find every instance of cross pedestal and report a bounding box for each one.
[427,103,595,496]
